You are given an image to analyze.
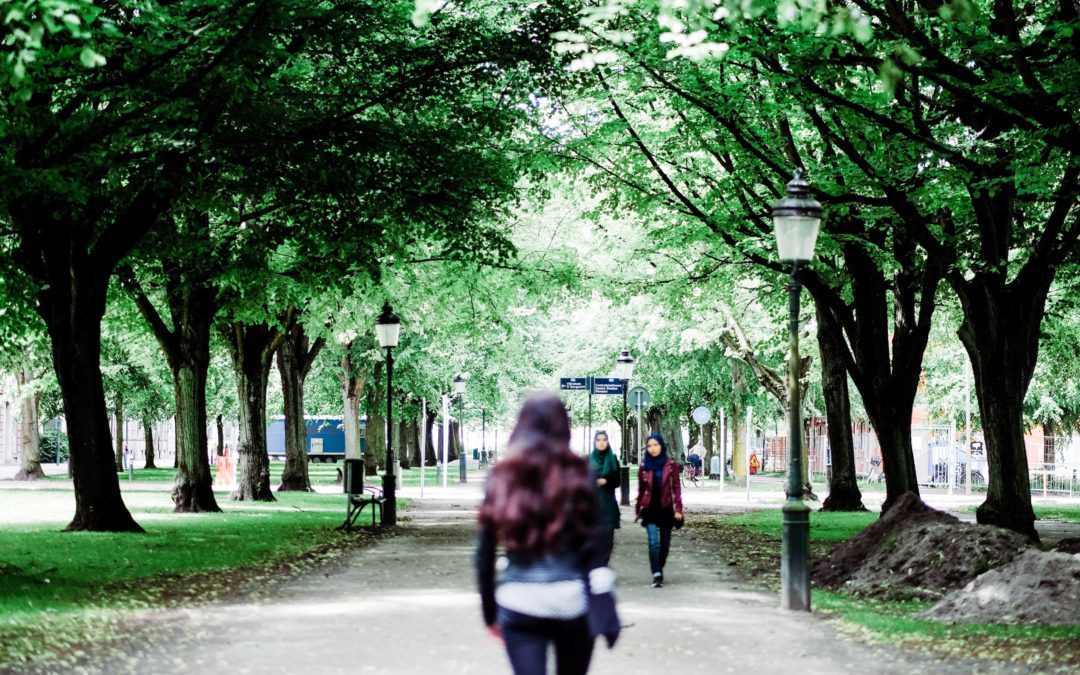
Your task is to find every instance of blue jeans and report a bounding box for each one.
[645,523,671,576]
[497,608,593,675]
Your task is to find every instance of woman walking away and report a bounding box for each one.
[635,433,683,587]
[476,394,620,675]
[589,430,620,563]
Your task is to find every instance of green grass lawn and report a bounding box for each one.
[723,509,879,541]
[0,488,367,621]
[0,484,387,669]
[957,503,1080,523]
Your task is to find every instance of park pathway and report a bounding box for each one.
[47,487,1040,675]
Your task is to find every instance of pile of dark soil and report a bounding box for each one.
[812,493,1032,601]
[921,549,1080,625]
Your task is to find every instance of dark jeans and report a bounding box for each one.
[497,608,594,675]
[645,523,671,576]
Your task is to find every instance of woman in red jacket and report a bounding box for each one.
[635,433,683,587]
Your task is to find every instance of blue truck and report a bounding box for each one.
[266,416,366,463]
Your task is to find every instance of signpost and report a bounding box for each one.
[692,406,711,478]
[561,377,626,454]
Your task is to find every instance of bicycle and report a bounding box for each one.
[681,462,700,487]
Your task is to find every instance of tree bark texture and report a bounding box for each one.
[226,322,281,502]
[815,305,866,512]
[143,417,157,469]
[423,409,438,466]
[122,264,220,513]
[802,233,936,513]
[14,371,45,481]
[216,414,224,457]
[276,320,325,492]
[956,276,1045,541]
[113,394,124,471]
[38,274,143,532]
[339,345,365,461]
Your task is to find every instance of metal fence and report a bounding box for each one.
[1028,436,1079,496]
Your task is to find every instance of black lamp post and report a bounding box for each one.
[772,168,822,611]
[454,374,467,483]
[615,347,635,506]
[375,303,401,526]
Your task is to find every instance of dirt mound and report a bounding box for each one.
[813,493,1031,600]
[920,549,1080,625]
[1055,537,1080,555]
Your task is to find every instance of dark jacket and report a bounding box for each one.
[635,457,683,518]
[475,484,606,626]
[590,449,621,531]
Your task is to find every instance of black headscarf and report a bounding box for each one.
[642,432,668,475]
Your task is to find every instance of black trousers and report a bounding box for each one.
[497,608,594,675]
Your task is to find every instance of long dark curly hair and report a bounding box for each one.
[478,393,598,558]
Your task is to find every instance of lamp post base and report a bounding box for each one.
[780,498,810,611]
[382,472,397,527]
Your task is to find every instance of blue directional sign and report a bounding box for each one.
[560,377,590,391]
[591,378,624,395]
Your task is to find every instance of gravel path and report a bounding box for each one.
[34,488,1046,675]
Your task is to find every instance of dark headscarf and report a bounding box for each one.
[590,430,619,485]
[642,432,668,475]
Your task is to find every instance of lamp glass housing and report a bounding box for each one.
[615,348,635,380]
[454,375,466,395]
[375,303,401,348]
[772,215,821,263]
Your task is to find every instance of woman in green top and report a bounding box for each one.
[589,430,621,564]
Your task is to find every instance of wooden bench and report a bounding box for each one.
[340,459,385,531]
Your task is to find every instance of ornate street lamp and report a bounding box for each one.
[772,168,822,612]
[615,348,635,506]
[454,374,467,483]
[375,303,401,526]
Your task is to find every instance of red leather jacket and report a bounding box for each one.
[635,457,683,517]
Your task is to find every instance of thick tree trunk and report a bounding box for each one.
[803,232,939,513]
[121,257,219,513]
[366,404,384,475]
[956,278,1044,541]
[403,420,417,469]
[339,347,365,461]
[278,347,311,491]
[816,306,866,512]
[423,409,438,466]
[14,371,45,481]
[701,421,714,475]
[143,417,157,469]
[226,322,280,502]
[172,365,220,511]
[113,394,124,471]
[43,291,143,532]
[216,415,224,457]
[277,321,324,492]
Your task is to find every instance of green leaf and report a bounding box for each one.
[79,45,106,68]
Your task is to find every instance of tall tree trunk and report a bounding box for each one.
[276,320,325,492]
[39,277,143,532]
[339,345,365,461]
[730,366,747,481]
[173,365,219,511]
[956,277,1044,541]
[14,371,45,481]
[226,322,281,502]
[143,417,157,469]
[365,360,385,475]
[423,409,438,466]
[802,233,938,513]
[113,394,125,471]
[816,305,866,511]
[216,415,224,457]
[121,257,220,513]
